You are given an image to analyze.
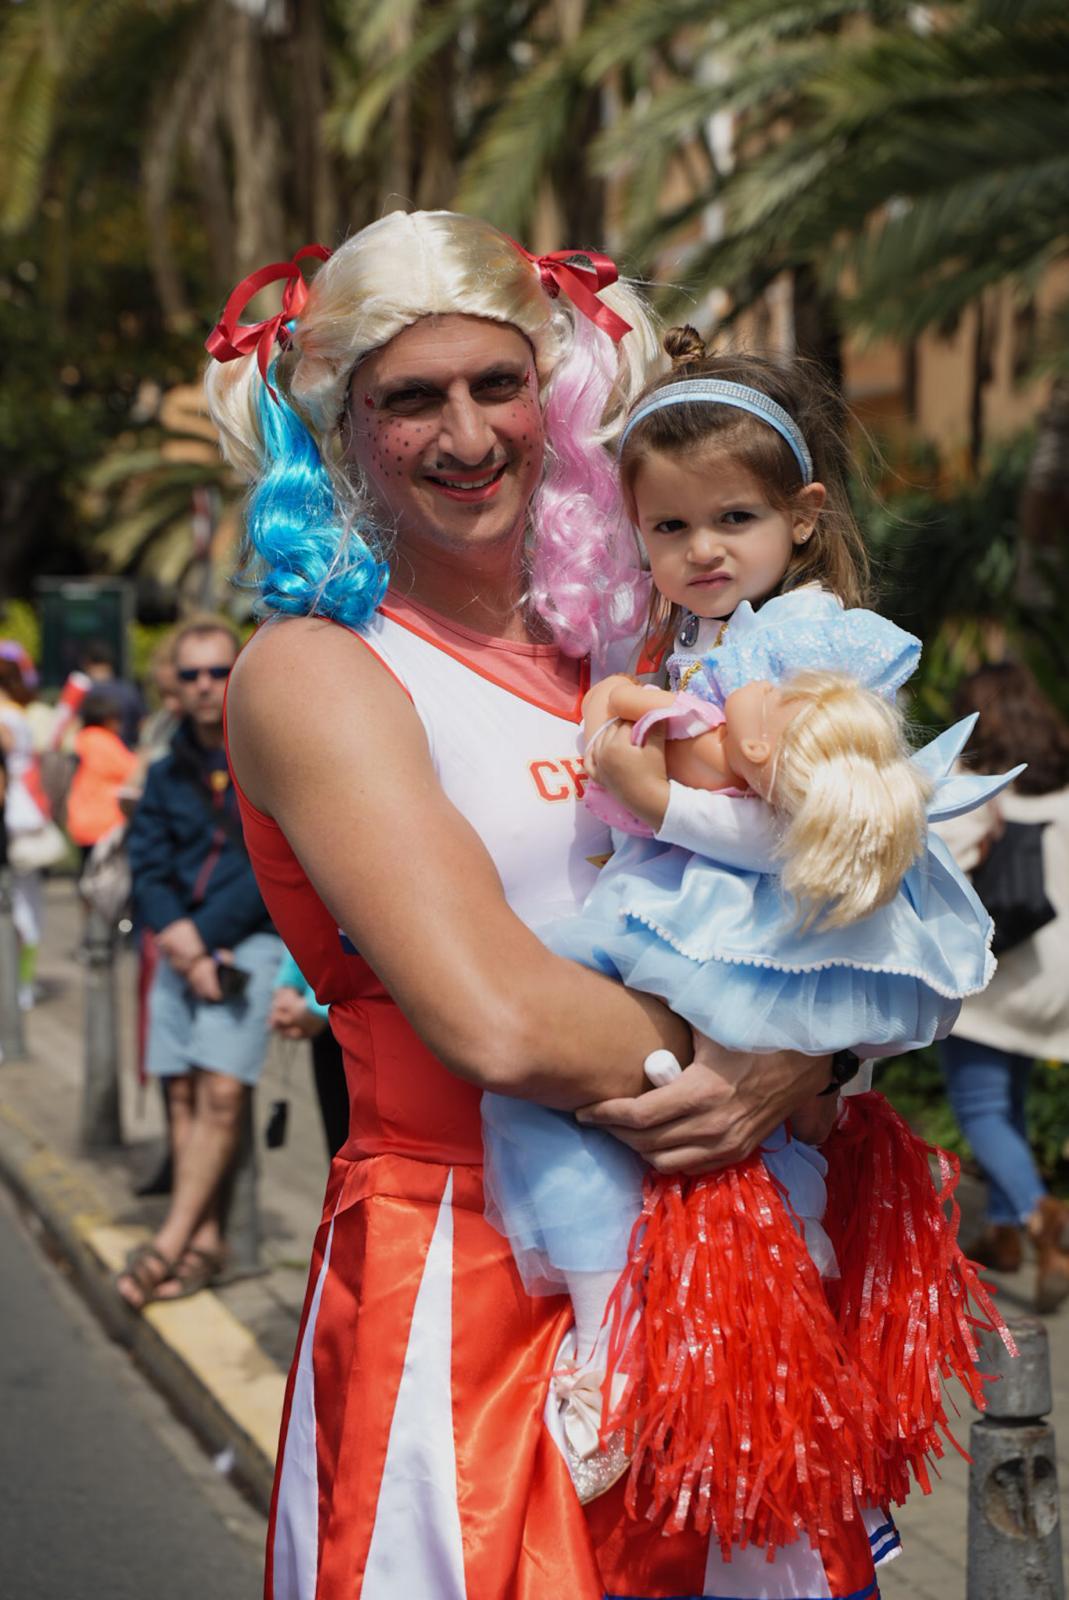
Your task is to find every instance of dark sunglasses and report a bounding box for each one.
[176,665,231,683]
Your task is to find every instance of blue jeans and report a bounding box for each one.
[938,1035,1046,1225]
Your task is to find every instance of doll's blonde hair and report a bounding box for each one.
[770,670,931,930]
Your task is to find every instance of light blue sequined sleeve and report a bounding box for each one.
[694,590,921,705]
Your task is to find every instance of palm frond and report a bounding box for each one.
[568,0,717,83]
[453,46,590,234]
[715,0,916,53]
[343,0,427,60]
[327,0,482,157]
[0,48,61,231]
[842,159,1069,287]
[591,45,828,176]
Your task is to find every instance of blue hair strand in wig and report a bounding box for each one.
[244,362,388,630]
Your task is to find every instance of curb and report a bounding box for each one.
[0,1093,284,1515]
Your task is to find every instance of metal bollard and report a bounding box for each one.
[0,866,27,1062]
[81,905,122,1148]
[967,1317,1065,1600]
[223,1088,263,1276]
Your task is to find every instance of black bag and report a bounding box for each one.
[971,820,1056,957]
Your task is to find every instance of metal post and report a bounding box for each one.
[0,866,27,1063]
[222,1088,263,1277]
[967,1317,1065,1600]
[81,905,122,1149]
[0,870,27,1056]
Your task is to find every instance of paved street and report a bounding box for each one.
[0,1182,264,1599]
[1,877,1066,1599]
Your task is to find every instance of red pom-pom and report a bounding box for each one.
[821,1091,1017,1501]
[603,1156,897,1558]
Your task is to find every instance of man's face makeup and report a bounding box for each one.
[346,315,544,560]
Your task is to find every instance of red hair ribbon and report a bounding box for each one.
[511,240,632,342]
[205,244,331,400]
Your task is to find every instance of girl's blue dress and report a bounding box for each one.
[483,588,1020,1293]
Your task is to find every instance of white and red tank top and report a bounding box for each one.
[361,599,614,933]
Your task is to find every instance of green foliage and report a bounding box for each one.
[84,432,236,587]
[0,0,214,597]
[0,599,41,659]
[553,0,1069,361]
[876,1050,1069,1196]
[852,433,1069,725]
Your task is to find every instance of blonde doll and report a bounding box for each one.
[482,330,1017,1557]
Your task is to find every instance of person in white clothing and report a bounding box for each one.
[935,660,1069,1312]
[0,644,51,1009]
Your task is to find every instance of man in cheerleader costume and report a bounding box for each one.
[206,211,997,1600]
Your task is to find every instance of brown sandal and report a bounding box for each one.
[1031,1197,1069,1314]
[152,1245,226,1302]
[116,1243,176,1310]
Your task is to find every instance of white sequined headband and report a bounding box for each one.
[619,378,814,483]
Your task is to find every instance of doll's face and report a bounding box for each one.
[344,315,544,564]
[628,449,825,619]
[722,680,803,797]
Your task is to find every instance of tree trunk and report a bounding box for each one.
[290,0,338,244]
[142,34,207,328]
[791,262,843,392]
[967,296,995,477]
[381,7,414,212]
[416,39,458,210]
[1018,373,1069,613]
[187,75,235,291]
[223,3,286,275]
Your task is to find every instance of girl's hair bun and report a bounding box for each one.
[663,324,707,370]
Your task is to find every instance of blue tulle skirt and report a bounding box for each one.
[482,1097,645,1292]
[481,1095,835,1295]
[544,830,993,1058]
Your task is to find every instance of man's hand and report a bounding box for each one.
[269,987,327,1040]
[185,952,223,1003]
[576,1034,831,1174]
[156,917,207,975]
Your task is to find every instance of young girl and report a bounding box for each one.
[482,329,1017,1557]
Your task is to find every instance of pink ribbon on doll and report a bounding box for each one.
[585,693,745,837]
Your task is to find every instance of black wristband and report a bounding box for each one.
[819,1048,862,1097]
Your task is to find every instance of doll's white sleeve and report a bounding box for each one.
[653,783,780,872]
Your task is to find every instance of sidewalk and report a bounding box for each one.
[2,878,1066,1597]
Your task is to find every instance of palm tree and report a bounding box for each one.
[326,0,694,247]
[83,383,244,610]
[0,0,344,321]
[455,0,922,367]
[0,0,345,596]
[476,0,1069,624]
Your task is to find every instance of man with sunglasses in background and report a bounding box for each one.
[119,615,282,1308]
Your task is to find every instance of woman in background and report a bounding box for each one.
[0,646,52,1010]
[67,688,139,869]
[937,660,1069,1312]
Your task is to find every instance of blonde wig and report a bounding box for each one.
[770,671,932,929]
[204,211,663,652]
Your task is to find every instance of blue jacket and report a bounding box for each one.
[127,719,272,950]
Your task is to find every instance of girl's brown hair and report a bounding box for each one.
[621,327,871,657]
[955,662,1069,796]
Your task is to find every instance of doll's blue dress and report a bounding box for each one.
[482,588,1019,1293]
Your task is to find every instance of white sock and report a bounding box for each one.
[566,1271,621,1365]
